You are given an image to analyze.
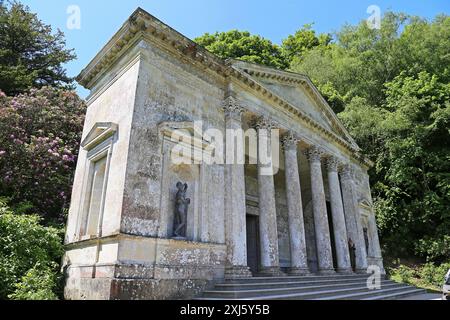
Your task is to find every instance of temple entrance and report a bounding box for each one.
[246,215,260,274]
[326,201,338,270]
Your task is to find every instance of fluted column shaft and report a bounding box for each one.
[326,157,352,273]
[223,97,252,278]
[255,118,282,276]
[282,133,310,275]
[340,165,368,273]
[306,146,335,274]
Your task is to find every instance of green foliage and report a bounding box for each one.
[8,262,61,300]
[281,24,332,66]
[195,30,288,69]
[418,262,450,289]
[389,263,450,291]
[0,198,64,299]
[389,265,416,285]
[0,1,76,95]
[0,87,86,221]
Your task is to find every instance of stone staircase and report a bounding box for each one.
[196,274,426,300]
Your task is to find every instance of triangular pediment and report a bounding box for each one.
[231,60,359,149]
[258,78,335,131]
[81,122,118,151]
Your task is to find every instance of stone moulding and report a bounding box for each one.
[158,121,215,164]
[81,122,118,151]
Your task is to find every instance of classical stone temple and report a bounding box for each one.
[63,8,384,300]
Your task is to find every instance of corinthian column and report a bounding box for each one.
[305,146,335,274]
[282,133,310,275]
[340,165,368,273]
[255,117,283,276]
[325,157,352,273]
[223,96,252,278]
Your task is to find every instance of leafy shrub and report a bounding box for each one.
[389,265,416,285]
[417,262,450,289]
[389,262,450,291]
[8,262,61,300]
[0,198,64,299]
[0,87,85,222]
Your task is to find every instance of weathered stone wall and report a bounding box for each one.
[64,9,384,299]
[65,47,141,246]
[64,235,226,300]
[120,40,226,242]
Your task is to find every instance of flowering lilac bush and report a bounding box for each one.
[0,87,85,221]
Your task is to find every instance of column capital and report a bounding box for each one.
[223,96,245,120]
[304,145,325,163]
[325,156,342,172]
[339,164,354,180]
[252,116,276,130]
[281,132,299,150]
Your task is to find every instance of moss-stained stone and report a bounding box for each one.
[64,8,384,300]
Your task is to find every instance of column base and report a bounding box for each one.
[336,267,354,274]
[355,268,368,274]
[258,266,286,277]
[288,267,311,276]
[224,266,253,279]
[318,268,336,275]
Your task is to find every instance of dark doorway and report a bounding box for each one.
[363,227,370,254]
[326,201,338,270]
[246,215,260,274]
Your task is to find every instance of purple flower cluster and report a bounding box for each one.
[0,87,86,219]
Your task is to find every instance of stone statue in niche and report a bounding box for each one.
[173,182,190,239]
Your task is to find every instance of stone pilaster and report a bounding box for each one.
[223,96,252,278]
[281,133,310,275]
[254,117,283,276]
[368,212,385,273]
[305,146,335,274]
[340,165,368,273]
[325,157,352,273]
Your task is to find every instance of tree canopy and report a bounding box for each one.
[195,30,289,69]
[281,24,332,65]
[0,1,76,96]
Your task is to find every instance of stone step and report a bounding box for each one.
[216,278,388,290]
[202,282,405,300]
[361,288,428,300]
[312,286,427,300]
[224,274,371,284]
[211,280,397,294]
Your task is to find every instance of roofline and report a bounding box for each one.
[76,7,373,168]
[77,7,227,87]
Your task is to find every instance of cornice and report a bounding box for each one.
[77,8,230,89]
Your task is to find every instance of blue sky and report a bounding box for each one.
[20,0,450,98]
